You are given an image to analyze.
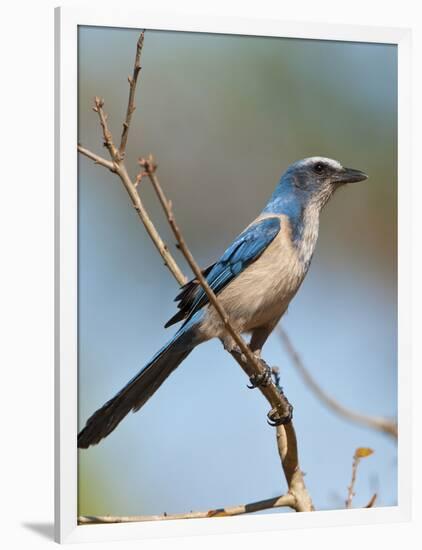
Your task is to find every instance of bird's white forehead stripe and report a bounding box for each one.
[302,157,343,170]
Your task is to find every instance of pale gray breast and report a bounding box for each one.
[200,214,313,336]
[295,203,320,270]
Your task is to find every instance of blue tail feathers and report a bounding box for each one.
[77,319,202,449]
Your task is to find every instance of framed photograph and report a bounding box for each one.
[55,6,411,544]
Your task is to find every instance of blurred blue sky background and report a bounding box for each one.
[77,26,397,517]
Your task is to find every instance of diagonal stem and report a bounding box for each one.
[142,162,295,428]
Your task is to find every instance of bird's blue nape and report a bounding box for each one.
[262,173,308,242]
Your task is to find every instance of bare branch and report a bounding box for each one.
[146,166,261,367]
[346,447,374,509]
[112,162,187,286]
[78,493,296,524]
[142,162,313,512]
[346,454,359,508]
[119,31,145,157]
[93,96,120,161]
[277,326,398,439]
[141,159,295,428]
[77,144,116,172]
[271,368,314,511]
[78,40,185,286]
[276,423,314,511]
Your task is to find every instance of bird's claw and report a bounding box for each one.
[267,403,293,426]
[247,364,272,389]
[246,361,293,425]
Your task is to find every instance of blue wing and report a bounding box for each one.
[165,217,281,327]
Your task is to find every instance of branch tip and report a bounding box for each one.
[119,31,145,156]
[94,96,104,109]
[366,493,377,508]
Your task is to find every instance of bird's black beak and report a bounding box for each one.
[334,167,368,185]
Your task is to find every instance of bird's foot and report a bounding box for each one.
[247,363,272,389]
[267,400,293,426]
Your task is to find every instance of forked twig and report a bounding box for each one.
[78,61,185,287]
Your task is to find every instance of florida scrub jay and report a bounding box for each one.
[78,156,367,448]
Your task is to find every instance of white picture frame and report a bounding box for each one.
[55,6,412,544]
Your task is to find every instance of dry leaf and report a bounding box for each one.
[355,447,374,458]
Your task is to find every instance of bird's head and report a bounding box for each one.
[283,156,368,210]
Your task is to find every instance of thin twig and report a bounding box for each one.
[77,144,116,172]
[78,37,185,286]
[78,142,186,285]
[142,162,312,512]
[346,454,359,508]
[346,447,374,509]
[147,167,263,369]
[277,327,398,439]
[78,493,296,524]
[365,493,377,508]
[142,160,295,428]
[119,31,145,157]
[93,97,119,161]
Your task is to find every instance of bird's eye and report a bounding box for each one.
[314,162,325,174]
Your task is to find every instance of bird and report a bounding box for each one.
[78,156,367,449]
